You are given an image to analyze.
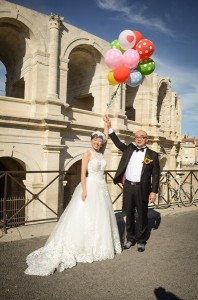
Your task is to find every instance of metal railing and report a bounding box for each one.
[0,169,197,233]
[155,170,198,208]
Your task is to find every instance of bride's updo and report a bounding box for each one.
[91,131,106,144]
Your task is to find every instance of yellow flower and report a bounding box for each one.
[143,154,153,164]
[144,157,151,164]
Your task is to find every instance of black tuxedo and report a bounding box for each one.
[109,131,160,244]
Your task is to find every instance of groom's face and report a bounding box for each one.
[135,130,148,148]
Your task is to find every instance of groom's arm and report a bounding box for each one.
[109,130,127,152]
[104,116,127,152]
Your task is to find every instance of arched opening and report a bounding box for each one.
[0,18,28,98]
[0,61,6,96]
[63,160,81,209]
[125,85,139,121]
[159,157,167,170]
[157,82,168,129]
[66,45,101,111]
[0,157,26,226]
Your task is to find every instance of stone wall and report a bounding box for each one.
[0,0,182,216]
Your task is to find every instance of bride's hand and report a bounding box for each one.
[103,116,111,129]
[103,115,108,122]
[81,191,87,201]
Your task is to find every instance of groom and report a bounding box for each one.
[105,117,160,252]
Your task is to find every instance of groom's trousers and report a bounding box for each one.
[123,180,148,244]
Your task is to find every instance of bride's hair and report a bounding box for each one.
[91,131,106,144]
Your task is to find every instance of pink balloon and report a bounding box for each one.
[104,49,123,69]
[122,49,140,69]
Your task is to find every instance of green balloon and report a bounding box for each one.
[138,58,155,75]
[109,39,125,53]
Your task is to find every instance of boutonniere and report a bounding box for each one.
[143,153,153,164]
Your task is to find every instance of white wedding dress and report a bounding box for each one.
[25,150,122,276]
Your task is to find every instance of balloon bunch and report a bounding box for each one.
[104,29,155,87]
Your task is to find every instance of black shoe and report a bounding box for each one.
[123,241,136,249]
[137,243,145,252]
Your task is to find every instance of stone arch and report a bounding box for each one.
[125,85,139,121]
[0,149,43,182]
[0,156,25,198]
[0,13,47,98]
[64,153,83,171]
[63,38,106,58]
[157,78,171,130]
[63,155,82,209]
[62,38,108,111]
[0,156,26,225]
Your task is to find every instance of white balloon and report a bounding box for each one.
[118,30,136,51]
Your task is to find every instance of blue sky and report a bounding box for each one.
[2,0,198,137]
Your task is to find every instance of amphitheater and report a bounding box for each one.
[0,0,181,222]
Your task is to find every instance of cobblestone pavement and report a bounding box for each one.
[0,206,198,300]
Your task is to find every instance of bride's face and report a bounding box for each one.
[91,137,103,151]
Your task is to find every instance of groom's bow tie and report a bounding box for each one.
[135,147,146,152]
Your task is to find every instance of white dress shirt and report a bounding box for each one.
[125,149,146,182]
[109,128,146,182]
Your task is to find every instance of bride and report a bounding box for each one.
[25,120,122,276]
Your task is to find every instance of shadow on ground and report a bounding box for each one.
[154,286,183,300]
[115,208,161,245]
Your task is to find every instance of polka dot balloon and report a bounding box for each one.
[136,39,154,60]
[126,70,142,87]
[109,39,125,53]
[137,58,155,75]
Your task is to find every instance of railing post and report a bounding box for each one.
[3,173,7,233]
[58,171,64,216]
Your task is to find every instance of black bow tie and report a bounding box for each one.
[135,147,146,152]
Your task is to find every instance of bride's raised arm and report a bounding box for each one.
[103,115,110,142]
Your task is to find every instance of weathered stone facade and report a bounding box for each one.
[180,137,198,166]
[0,0,181,217]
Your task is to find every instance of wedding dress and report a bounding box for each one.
[25,150,122,276]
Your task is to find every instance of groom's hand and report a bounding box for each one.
[149,192,156,203]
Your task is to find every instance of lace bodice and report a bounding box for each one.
[87,150,106,180]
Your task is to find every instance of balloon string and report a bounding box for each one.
[104,84,121,115]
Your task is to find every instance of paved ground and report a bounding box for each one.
[0,205,198,300]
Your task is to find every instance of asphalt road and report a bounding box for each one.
[0,210,198,300]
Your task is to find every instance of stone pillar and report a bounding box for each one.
[47,14,63,100]
[59,57,69,102]
[170,144,177,170]
[23,180,45,222]
[120,83,126,114]
[41,144,65,218]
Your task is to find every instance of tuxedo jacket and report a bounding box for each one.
[109,131,160,200]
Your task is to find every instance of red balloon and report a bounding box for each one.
[113,66,130,83]
[136,39,155,60]
[133,30,143,48]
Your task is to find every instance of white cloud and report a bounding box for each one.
[96,0,174,37]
